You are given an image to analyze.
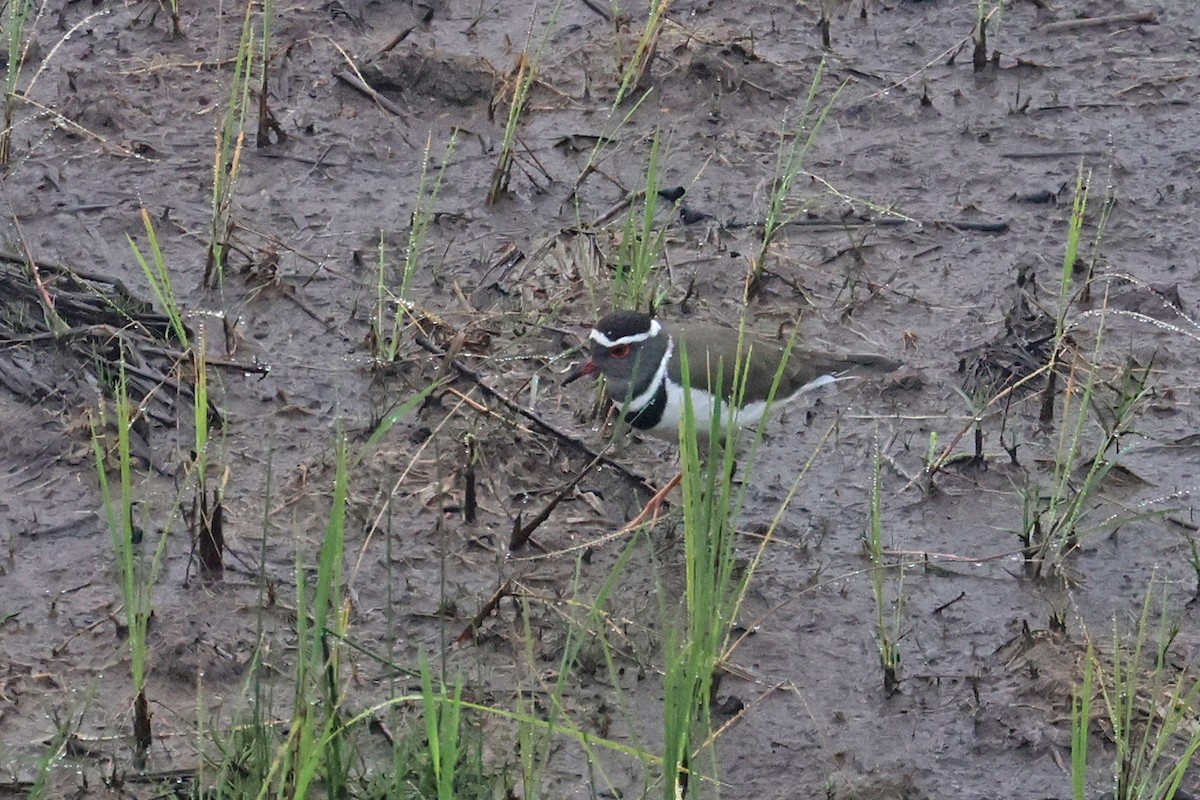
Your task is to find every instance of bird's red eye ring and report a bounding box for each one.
[609,343,632,359]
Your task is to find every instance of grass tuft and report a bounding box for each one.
[89,363,167,759]
[613,0,669,107]
[205,0,259,288]
[612,129,673,312]
[419,652,465,800]
[1072,640,1094,800]
[1022,165,1161,576]
[374,131,458,363]
[1091,581,1200,800]
[1,0,36,165]
[656,316,805,797]
[747,59,845,301]
[129,207,189,348]
[487,2,562,204]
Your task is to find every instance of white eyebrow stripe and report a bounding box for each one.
[589,318,661,348]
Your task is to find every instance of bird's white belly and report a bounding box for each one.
[657,382,769,440]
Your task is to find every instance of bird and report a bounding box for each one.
[564,310,898,440]
[563,310,899,525]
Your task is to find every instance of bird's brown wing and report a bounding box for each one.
[670,325,788,401]
[784,349,901,395]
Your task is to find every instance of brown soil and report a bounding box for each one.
[3,1,1200,797]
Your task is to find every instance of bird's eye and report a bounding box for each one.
[609,344,631,359]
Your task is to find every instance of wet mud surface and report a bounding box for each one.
[3,0,1200,797]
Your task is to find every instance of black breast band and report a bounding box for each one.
[624,380,667,430]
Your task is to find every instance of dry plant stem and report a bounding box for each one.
[456,580,513,643]
[721,420,852,663]
[5,210,68,333]
[2,321,167,349]
[363,25,417,62]
[509,450,608,550]
[0,249,141,291]
[350,388,468,583]
[1040,11,1156,33]
[444,387,533,433]
[0,260,205,433]
[333,68,403,116]
[506,524,647,562]
[882,547,1028,563]
[197,486,225,581]
[23,257,54,317]
[849,4,1001,102]
[52,612,115,657]
[590,190,639,227]
[133,690,152,754]
[463,436,477,524]
[972,14,988,72]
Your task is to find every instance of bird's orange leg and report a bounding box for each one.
[617,471,683,532]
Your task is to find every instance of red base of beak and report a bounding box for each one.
[562,360,599,386]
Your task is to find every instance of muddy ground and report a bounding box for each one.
[2,0,1200,797]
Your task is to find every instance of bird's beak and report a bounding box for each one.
[562,359,599,386]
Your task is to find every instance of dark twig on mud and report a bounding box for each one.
[463,435,478,523]
[300,145,336,184]
[0,250,138,299]
[364,25,417,62]
[590,191,636,227]
[1000,149,1105,160]
[884,547,1027,564]
[509,451,606,551]
[941,220,1008,233]
[202,356,270,376]
[334,69,404,116]
[196,486,226,581]
[252,149,347,168]
[456,580,513,643]
[932,591,967,615]
[413,334,655,499]
[723,215,1008,235]
[577,0,610,21]
[1039,11,1156,33]
[585,187,683,229]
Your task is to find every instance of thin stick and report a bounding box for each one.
[1039,11,1156,33]
[882,547,1026,563]
[509,451,606,550]
[333,69,404,116]
[455,580,513,643]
